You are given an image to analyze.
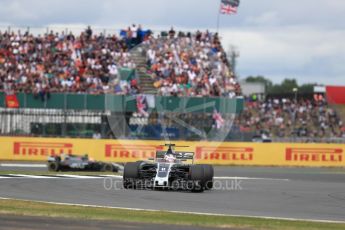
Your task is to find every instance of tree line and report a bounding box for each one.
[245,76,316,96]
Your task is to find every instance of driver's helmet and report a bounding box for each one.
[164,145,176,162]
[164,153,176,163]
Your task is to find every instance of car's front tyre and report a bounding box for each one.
[189,165,205,192]
[123,162,140,189]
[201,164,214,190]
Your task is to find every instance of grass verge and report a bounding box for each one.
[0,199,344,230]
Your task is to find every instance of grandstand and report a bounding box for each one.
[141,30,240,97]
[0,25,344,143]
[0,25,240,97]
[334,105,345,123]
[236,97,345,142]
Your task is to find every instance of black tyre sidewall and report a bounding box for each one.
[201,164,214,190]
[48,162,59,172]
[102,163,113,172]
[123,162,142,189]
[190,165,205,192]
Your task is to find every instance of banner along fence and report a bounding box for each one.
[0,137,344,167]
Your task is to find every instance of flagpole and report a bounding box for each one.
[216,0,221,34]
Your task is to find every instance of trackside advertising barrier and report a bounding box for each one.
[0,137,344,167]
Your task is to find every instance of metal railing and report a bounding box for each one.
[1,106,342,143]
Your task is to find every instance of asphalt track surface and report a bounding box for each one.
[1,165,345,223]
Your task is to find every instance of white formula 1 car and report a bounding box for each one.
[123,144,214,192]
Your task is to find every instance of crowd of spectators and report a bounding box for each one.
[0,26,139,97]
[236,97,345,140]
[2,26,344,143]
[0,25,240,98]
[145,28,240,97]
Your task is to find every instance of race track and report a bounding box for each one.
[0,166,345,222]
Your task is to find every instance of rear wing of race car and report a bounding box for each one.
[155,151,195,163]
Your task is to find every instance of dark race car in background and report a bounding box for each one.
[47,154,122,172]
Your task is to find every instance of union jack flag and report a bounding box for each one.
[136,95,149,117]
[220,0,240,15]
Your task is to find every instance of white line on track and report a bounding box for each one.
[105,175,290,181]
[214,176,290,181]
[56,174,107,179]
[0,174,114,179]
[0,163,46,168]
[0,197,343,224]
[103,175,122,178]
[0,174,290,181]
[8,174,59,179]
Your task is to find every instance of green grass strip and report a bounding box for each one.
[0,199,344,229]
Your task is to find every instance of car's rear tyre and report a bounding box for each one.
[48,162,59,172]
[101,163,113,172]
[201,164,214,190]
[123,162,140,189]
